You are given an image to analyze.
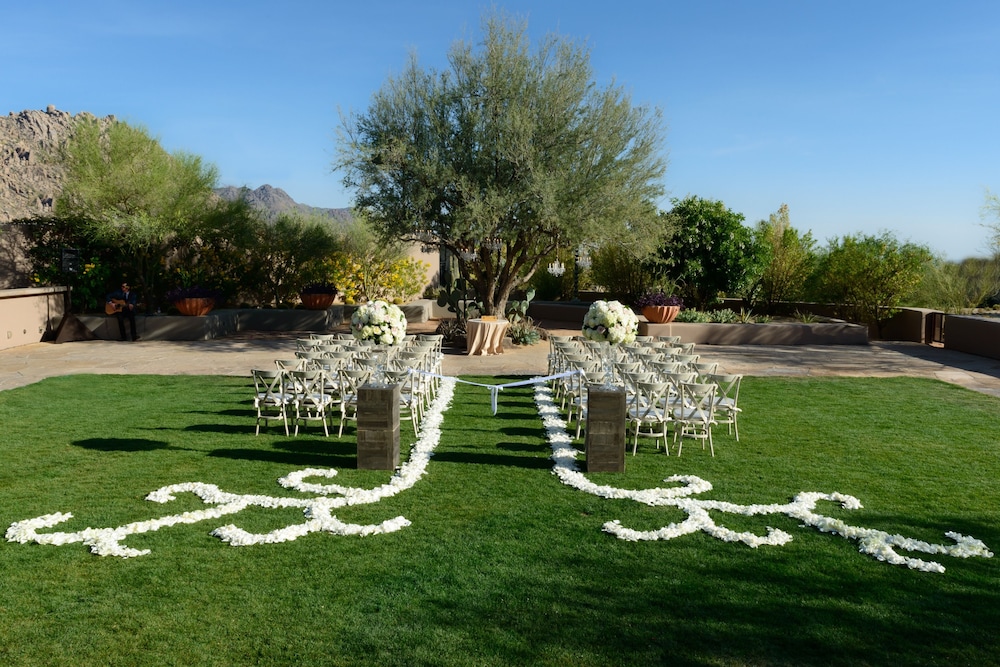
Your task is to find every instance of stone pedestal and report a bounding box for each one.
[356,384,400,470]
[585,387,626,473]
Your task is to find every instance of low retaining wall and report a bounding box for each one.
[639,321,868,345]
[944,315,1000,361]
[77,307,345,341]
[0,286,68,351]
[528,301,590,325]
[74,301,433,342]
[528,301,868,345]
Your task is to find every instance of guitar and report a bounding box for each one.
[105,299,128,315]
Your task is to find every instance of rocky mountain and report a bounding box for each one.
[0,107,352,225]
[0,106,116,222]
[214,184,353,224]
[0,106,353,288]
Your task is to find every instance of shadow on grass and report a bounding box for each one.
[184,423,255,435]
[405,535,1000,666]
[73,437,174,452]
[185,408,254,418]
[206,436,360,468]
[432,449,550,469]
[207,447,357,468]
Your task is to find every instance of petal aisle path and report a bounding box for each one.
[533,382,994,574]
[6,378,457,557]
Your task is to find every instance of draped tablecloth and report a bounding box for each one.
[466,318,509,355]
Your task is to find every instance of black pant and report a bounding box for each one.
[116,309,138,341]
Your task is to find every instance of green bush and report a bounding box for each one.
[507,318,542,346]
[675,308,713,323]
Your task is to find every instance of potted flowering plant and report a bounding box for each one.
[582,299,639,345]
[635,290,684,323]
[299,282,338,310]
[350,300,408,345]
[166,286,221,316]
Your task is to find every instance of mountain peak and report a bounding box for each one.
[214,184,351,223]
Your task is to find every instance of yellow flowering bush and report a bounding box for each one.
[326,253,429,304]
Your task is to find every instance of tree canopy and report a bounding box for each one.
[56,119,218,305]
[649,196,758,309]
[335,11,667,314]
[812,232,932,337]
[746,204,816,311]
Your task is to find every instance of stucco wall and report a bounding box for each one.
[944,316,1000,361]
[0,286,67,350]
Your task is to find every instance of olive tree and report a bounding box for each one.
[335,12,667,315]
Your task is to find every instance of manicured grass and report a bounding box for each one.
[1,374,998,666]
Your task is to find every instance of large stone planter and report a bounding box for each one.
[642,305,680,323]
[173,297,215,316]
[300,293,336,310]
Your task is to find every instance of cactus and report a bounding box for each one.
[437,278,481,325]
[504,288,535,324]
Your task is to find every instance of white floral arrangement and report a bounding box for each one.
[350,300,407,345]
[582,299,639,345]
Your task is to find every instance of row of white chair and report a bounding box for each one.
[252,334,444,437]
[546,336,742,455]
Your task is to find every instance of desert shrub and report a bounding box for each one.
[507,318,542,346]
[675,309,712,323]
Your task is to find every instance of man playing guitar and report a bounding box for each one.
[106,281,140,341]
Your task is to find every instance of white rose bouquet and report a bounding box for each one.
[582,299,638,345]
[350,300,408,345]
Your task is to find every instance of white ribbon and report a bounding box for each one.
[412,369,583,415]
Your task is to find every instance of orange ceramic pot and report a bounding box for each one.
[174,297,215,316]
[300,293,337,310]
[641,305,680,323]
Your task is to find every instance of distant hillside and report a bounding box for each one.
[214,185,353,224]
[0,106,352,225]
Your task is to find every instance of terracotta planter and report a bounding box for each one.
[300,293,336,310]
[642,305,680,323]
[173,297,215,316]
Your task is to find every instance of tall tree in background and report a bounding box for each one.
[812,232,932,337]
[984,188,1000,257]
[242,211,340,307]
[56,119,218,308]
[335,11,667,315]
[650,196,758,309]
[747,204,816,311]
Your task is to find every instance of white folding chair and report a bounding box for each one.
[338,368,372,437]
[671,382,718,456]
[708,373,743,441]
[628,380,671,455]
[252,368,291,436]
[289,369,336,437]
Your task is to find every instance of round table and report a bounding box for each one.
[466,318,510,355]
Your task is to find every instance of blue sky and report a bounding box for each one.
[4,1,998,260]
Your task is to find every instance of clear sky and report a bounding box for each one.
[4,1,998,260]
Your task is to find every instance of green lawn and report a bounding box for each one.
[0,374,998,666]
